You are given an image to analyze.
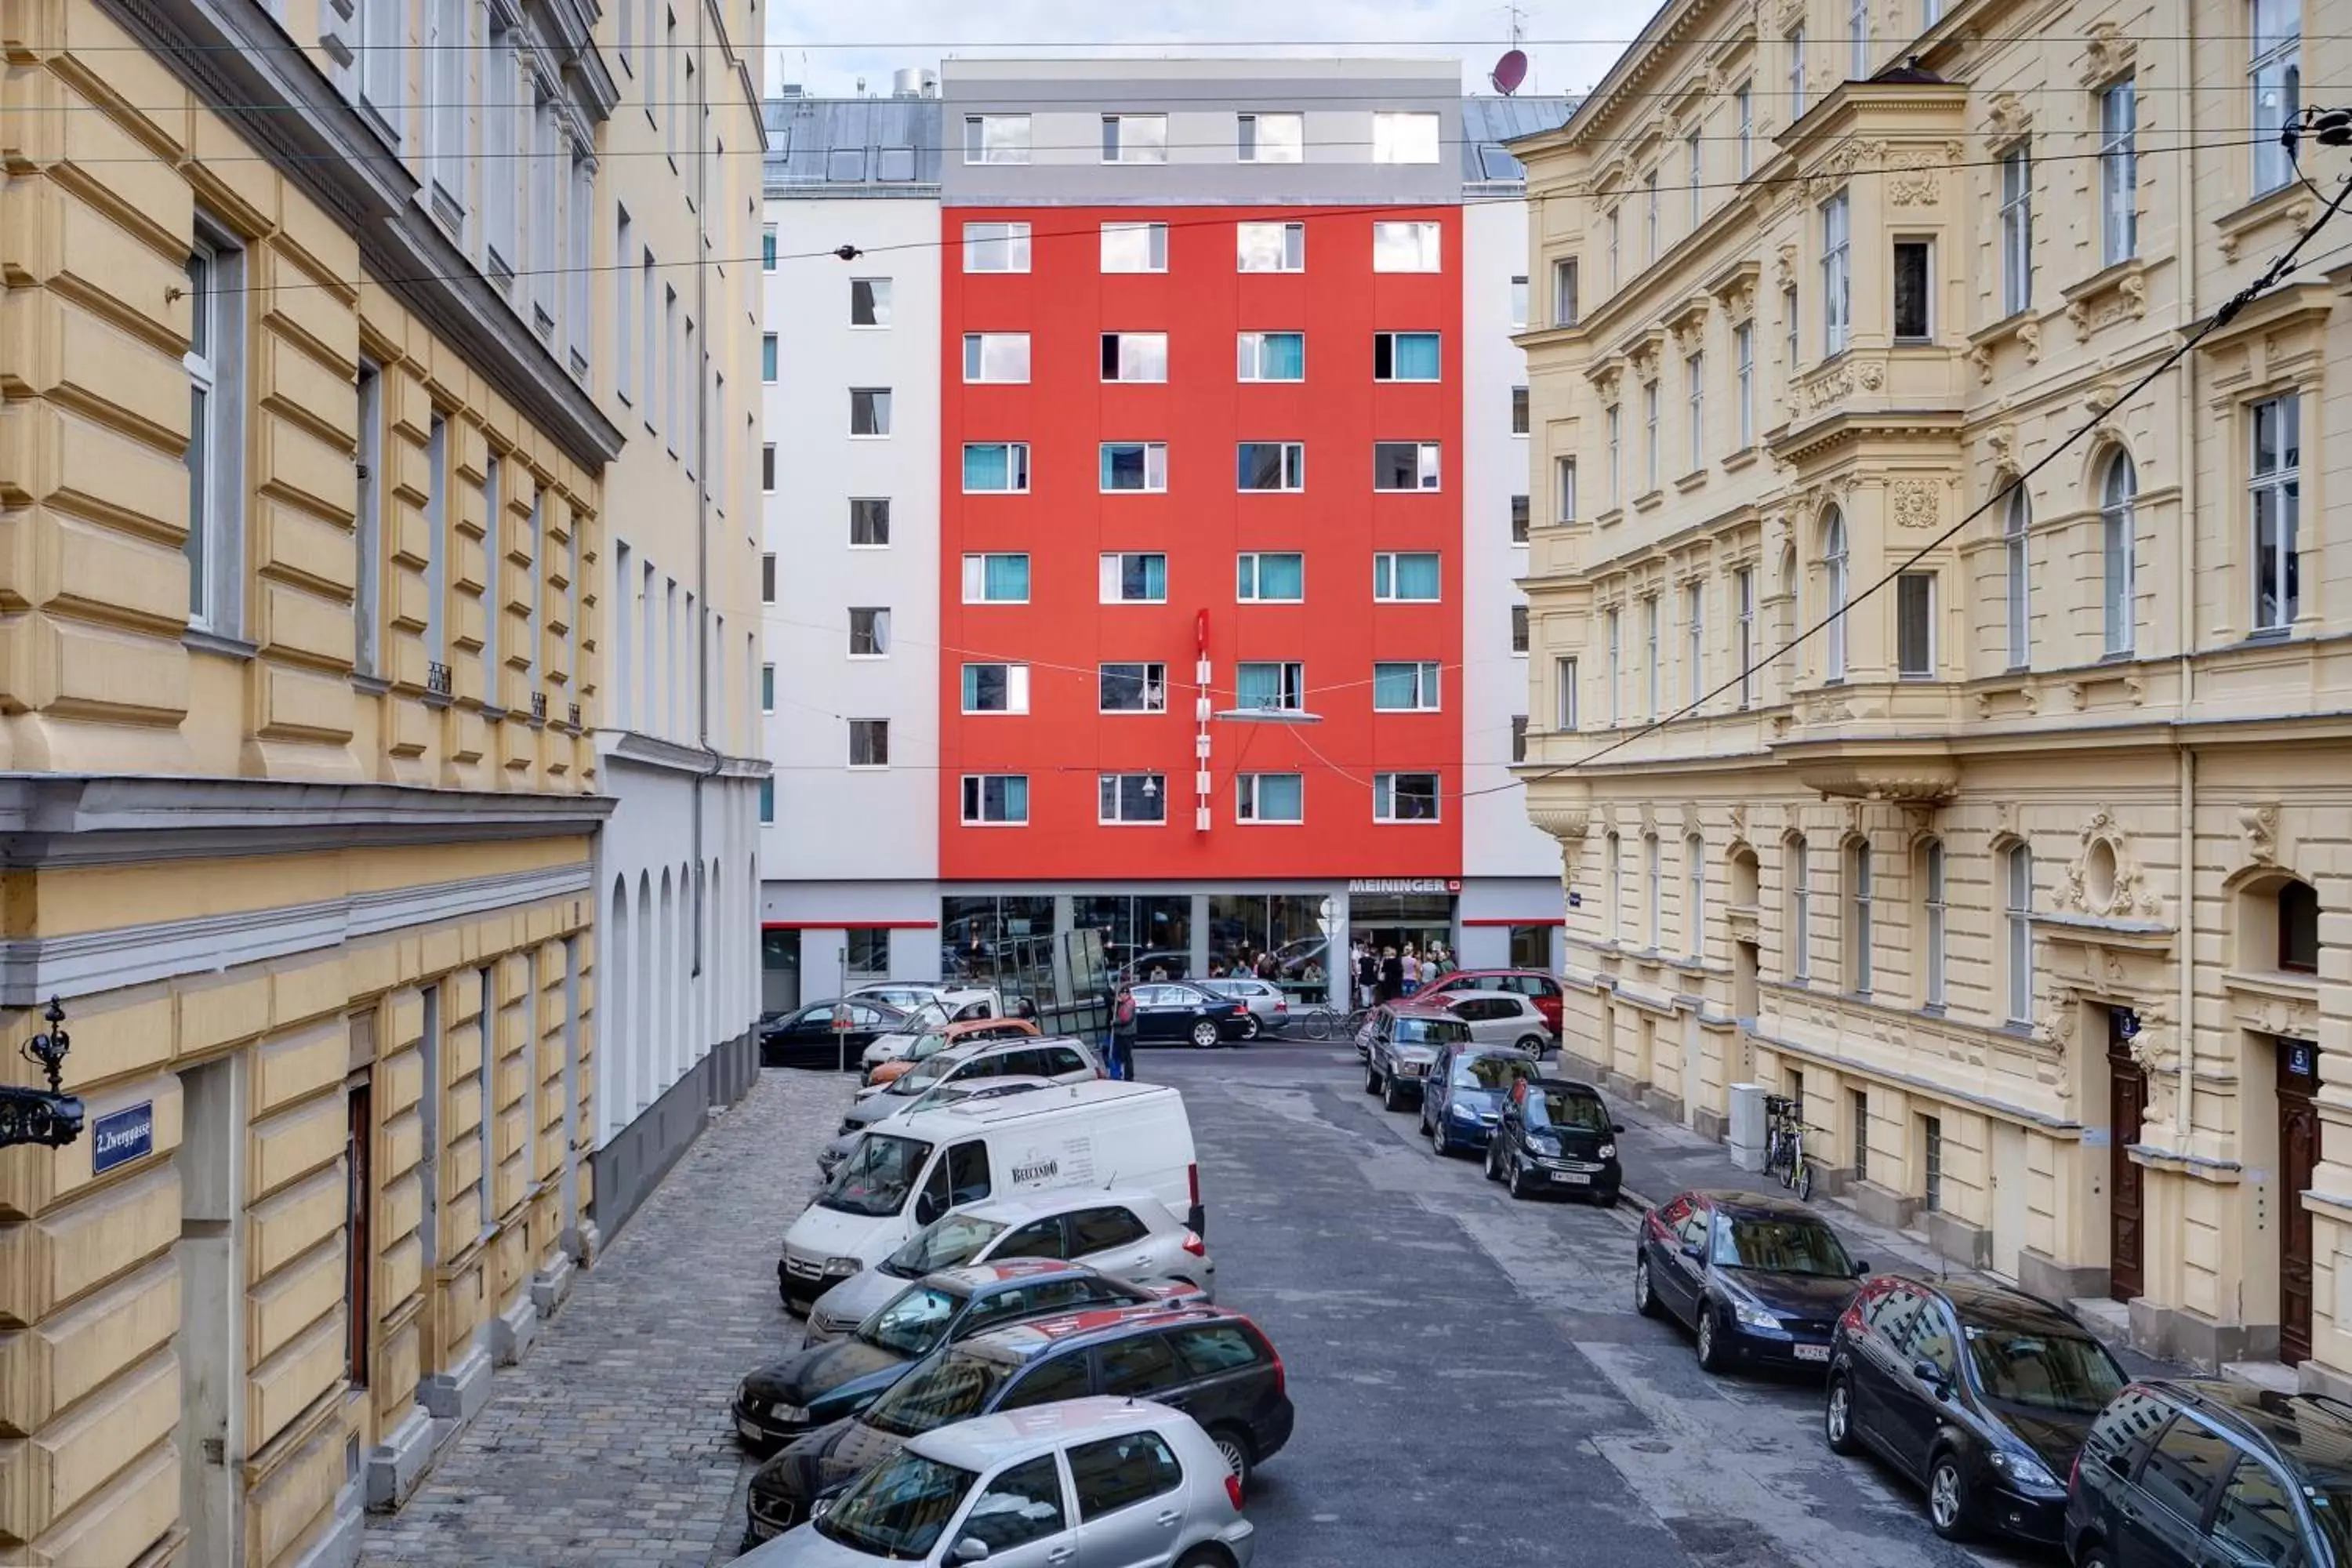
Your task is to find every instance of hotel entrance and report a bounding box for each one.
[1347,880,1460,994]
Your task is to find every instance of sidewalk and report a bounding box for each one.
[1598,1082,2183,1378]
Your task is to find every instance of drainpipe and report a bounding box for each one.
[690,0,716,992]
[2172,5,2201,1157]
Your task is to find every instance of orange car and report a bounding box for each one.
[863,1016,1041,1087]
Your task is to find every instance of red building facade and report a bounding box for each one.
[936,204,1465,884]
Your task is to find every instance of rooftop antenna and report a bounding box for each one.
[1490,6,1529,96]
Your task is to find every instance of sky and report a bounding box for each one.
[762,0,1662,104]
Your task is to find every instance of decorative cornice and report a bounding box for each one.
[600,731,772,779]
[97,0,625,471]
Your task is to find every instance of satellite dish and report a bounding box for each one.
[1490,49,1528,96]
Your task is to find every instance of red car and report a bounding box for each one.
[1421,969,1565,1036]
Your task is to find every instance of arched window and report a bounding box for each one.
[1788,835,1813,982]
[1920,839,1947,1007]
[2002,486,2031,670]
[2005,843,2034,1024]
[2101,453,2136,657]
[1823,510,1849,681]
[1686,833,1706,959]
[1846,839,1873,993]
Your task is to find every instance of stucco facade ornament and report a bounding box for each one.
[2080,20,2136,86]
[2056,811,2164,920]
[1775,241,1798,287]
[2240,802,2281,866]
[1854,359,1885,391]
[1891,478,1939,529]
[1728,800,1748,837]
[2018,321,2042,365]
[1773,0,1804,32]
[2034,1006,2077,1049]
[1984,93,2031,145]
[1887,144,1959,206]
[1968,343,1995,384]
[1986,423,2017,466]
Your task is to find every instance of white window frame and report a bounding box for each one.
[1552,258,1578,328]
[2100,80,2139,266]
[960,663,1032,716]
[426,0,467,223]
[847,607,891,660]
[1098,773,1168,826]
[1373,441,1443,492]
[1236,442,1306,493]
[1849,0,1871,79]
[760,662,775,714]
[1371,111,1441,164]
[848,719,889,770]
[848,387,892,439]
[1555,657,1578,731]
[1236,552,1305,602]
[1790,837,1813,982]
[1644,171,1659,262]
[961,775,1029,826]
[2000,145,2033,318]
[964,114,1030,165]
[1236,773,1305,823]
[1237,112,1304,164]
[1234,660,1305,713]
[1101,113,1169,165]
[1373,332,1442,383]
[1892,238,1933,342]
[2251,0,2301,194]
[1896,571,1936,679]
[1237,331,1306,383]
[2003,485,2031,668]
[1606,608,1622,725]
[615,207,634,404]
[1098,662,1169,715]
[963,332,1031,384]
[1686,129,1703,227]
[1685,582,1705,707]
[849,497,889,547]
[961,443,1031,495]
[1848,840,1874,993]
[1642,383,1660,492]
[1372,772,1443,823]
[2251,393,2301,633]
[1099,441,1169,494]
[1788,25,1808,118]
[1734,323,1754,446]
[2102,453,2137,655]
[1606,405,1621,506]
[1686,834,1706,959]
[1372,554,1442,603]
[1606,209,1620,290]
[1236,221,1305,273]
[963,222,1032,274]
[354,359,383,677]
[961,553,1031,604]
[1101,332,1169,383]
[851,278,892,328]
[183,225,245,637]
[1100,222,1169,274]
[1098,553,1170,604]
[1644,596,1661,719]
[1371,222,1443,274]
[1555,456,1577,524]
[1923,840,1948,1007]
[1686,352,1705,473]
[2005,843,2034,1023]
[1371,661,1442,712]
[1821,190,1851,357]
[1510,275,1529,330]
[1736,84,1753,176]
[1824,509,1849,681]
[358,0,405,142]
[1736,567,1756,709]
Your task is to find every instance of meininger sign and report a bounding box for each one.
[1346,878,1461,895]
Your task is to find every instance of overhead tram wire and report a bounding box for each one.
[34,27,2347,49]
[173,130,2274,299]
[1466,147,2352,805]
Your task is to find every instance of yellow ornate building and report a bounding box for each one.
[1515,0,2352,1385]
[0,0,762,1556]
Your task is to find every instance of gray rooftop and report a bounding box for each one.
[1460,95,1579,185]
[762,95,943,196]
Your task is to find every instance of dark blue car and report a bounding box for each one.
[1634,1189,1871,1375]
[1417,1043,1543,1156]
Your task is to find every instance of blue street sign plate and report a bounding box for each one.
[92,1102,154,1174]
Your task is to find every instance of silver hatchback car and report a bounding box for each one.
[738,1398,1254,1568]
[1196,978,1288,1040]
[805,1187,1216,1344]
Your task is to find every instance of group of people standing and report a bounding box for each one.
[1351,939,1454,1007]
[1205,948,1284,982]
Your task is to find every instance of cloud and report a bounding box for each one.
[763,0,1655,103]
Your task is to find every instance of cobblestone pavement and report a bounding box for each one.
[361,1068,853,1568]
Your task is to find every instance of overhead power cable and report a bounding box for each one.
[28,28,2345,49]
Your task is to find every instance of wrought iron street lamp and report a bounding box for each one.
[0,998,85,1149]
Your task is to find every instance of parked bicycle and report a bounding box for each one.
[1762,1094,1817,1202]
[1298,1004,1374,1043]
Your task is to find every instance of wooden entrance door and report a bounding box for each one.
[2279,1038,2321,1365]
[2109,1028,2147,1302]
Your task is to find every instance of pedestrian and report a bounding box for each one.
[1107,987,1137,1080]
[1149,964,1168,982]
[1255,949,1277,982]
[1402,945,1421,996]
[1379,946,1403,1002]
[1207,960,1227,978]
[1356,944,1378,1009]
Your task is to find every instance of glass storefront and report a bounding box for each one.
[1074,895,1193,981]
[1206,895,1334,995]
[941,895,1056,985]
[1348,892,1457,982]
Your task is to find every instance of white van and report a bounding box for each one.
[778,1080,1200,1314]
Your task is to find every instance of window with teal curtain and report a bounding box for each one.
[1392,553,1440,599]
[758,778,775,823]
[996,776,1029,821]
[1244,774,1303,820]
[761,334,778,381]
[1242,553,1303,599]
[964,443,1009,490]
[1236,662,1297,709]
[1396,332,1440,379]
[1373,662,1422,709]
[1261,332,1304,379]
[1123,554,1166,600]
[985,555,1029,601]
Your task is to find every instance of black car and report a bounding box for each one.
[745,1302,1293,1546]
[760,998,909,1069]
[1118,982,1250,1048]
[731,1259,1187,1448]
[1417,1044,1543,1156]
[1483,1076,1624,1202]
[1634,1189,1870,1374]
[1824,1274,2125,1546]
[2067,1378,2352,1566]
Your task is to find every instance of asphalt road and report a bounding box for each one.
[1144,1037,2040,1568]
